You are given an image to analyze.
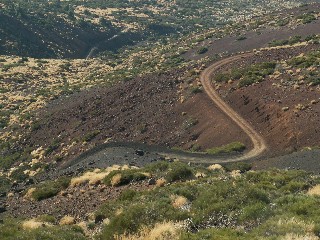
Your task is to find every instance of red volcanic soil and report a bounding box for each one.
[24,67,250,165]
[20,44,320,167]
[215,44,320,155]
[184,3,320,61]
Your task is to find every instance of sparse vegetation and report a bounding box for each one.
[93,163,320,239]
[197,47,208,54]
[165,162,194,183]
[236,36,247,41]
[1,1,320,240]
[297,13,316,24]
[268,35,302,47]
[103,169,148,187]
[31,177,71,201]
[213,61,276,87]
[83,130,101,142]
[0,218,86,240]
[206,142,246,155]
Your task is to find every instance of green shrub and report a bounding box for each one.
[276,19,289,26]
[103,169,148,187]
[224,162,252,173]
[31,177,70,201]
[0,218,86,240]
[182,117,198,130]
[0,176,11,194]
[118,189,138,201]
[297,14,316,24]
[197,47,208,54]
[83,130,100,142]
[10,167,29,182]
[145,161,169,173]
[165,163,193,183]
[281,181,309,193]
[236,36,247,41]
[314,224,320,237]
[45,140,60,156]
[213,73,229,82]
[36,214,56,223]
[206,142,246,155]
[239,202,271,223]
[98,198,189,239]
[190,86,203,94]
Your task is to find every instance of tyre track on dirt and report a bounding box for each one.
[159,52,267,163]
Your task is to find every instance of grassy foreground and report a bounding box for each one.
[1,161,320,239]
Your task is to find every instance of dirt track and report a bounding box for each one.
[199,53,267,160]
[59,52,268,171]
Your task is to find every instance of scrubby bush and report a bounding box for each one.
[197,47,208,54]
[206,142,246,155]
[190,86,203,94]
[103,169,148,187]
[94,164,320,239]
[165,162,193,183]
[118,189,138,201]
[145,161,169,173]
[10,167,29,182]
[213,73,229,82]
[0,176,11,194]
[0,218,85,240]
[236,36,247,41]
[224,162,252,173]
[213,62,276,88]
[31,177,70,201]
[83,130,100,142]
[297,14,316,24]
[36,214,56,223]
[45,140,60,156]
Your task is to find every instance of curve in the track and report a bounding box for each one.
[158,52,268,163]
[64,52,268,169]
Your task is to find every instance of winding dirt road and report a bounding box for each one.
[199,53,267,160]
[63,53,268,171]
[155,52,268,163]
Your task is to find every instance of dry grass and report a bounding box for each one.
[307,185,320,196]
[156,178,167,187]
[70,165,136,187]
[24,187,36,200]
[195,172,206,178]
[281,233,318,240]
[111,174,122,187]
[22,219,50,229]
[77,221,90,236]
[70,170,109,186]
[207,164,224,171]
[171,195,188,209]
[230,170,241,178]
[59,216,75,225]
[115,221,181,240]
[278,217,314,233]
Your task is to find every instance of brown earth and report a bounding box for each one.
[184,3,320,61]
[19,43,320,169]
[5,180,152,222]
[215,44,320,155]
[24,67,250,167]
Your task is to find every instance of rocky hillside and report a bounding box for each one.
[0,0,310,58]
[2,161,320,239]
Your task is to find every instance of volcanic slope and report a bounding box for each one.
[23,68,251,167]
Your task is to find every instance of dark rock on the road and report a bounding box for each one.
[135,149,144,156]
